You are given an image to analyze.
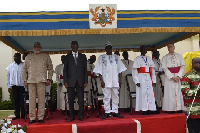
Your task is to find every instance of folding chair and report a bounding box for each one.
[125,74,136,115]
[23,81,53,122]
[92,76,104,117]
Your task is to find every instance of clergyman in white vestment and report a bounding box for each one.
[120,51,134,109]
[162,43,185,113]
[132,45,156,115]
[55,55,66,111]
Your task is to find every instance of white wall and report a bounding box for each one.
[0,35,199,100]
[0,41,16,101]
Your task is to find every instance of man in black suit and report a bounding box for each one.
[64,41,88,122]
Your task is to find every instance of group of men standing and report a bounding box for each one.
[7,40,191,124]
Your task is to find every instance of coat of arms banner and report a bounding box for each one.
[89,4,117,29]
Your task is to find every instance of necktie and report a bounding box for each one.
[75,53,77,65]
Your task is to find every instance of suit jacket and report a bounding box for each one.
[63,52,88,87]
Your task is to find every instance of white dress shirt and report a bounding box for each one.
[6,62,24,88]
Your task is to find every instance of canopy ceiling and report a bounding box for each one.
[0,10,200,54]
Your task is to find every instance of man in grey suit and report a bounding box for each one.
[64,41,88,122]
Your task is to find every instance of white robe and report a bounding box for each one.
[162,53,185,111]
[120,59,134,108]
[86,60,95,105]
[132,55,156,111]
[55,64,66,110]
[152,58,163,107]
[93,54,126,113]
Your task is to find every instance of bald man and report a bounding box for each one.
[132,45,156,115]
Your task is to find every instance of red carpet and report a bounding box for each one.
[9,110,186,133]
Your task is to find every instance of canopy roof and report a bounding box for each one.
[0,10,200,54]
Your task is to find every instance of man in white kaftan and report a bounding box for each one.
[132,45,156,115]
[55,55,66,111]
[120,51,134,109]
[93,41,127,119]
[152,50,164,108]
[162,43,185,113]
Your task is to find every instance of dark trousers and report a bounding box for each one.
[12,86,25,118]
[68,81,84,118]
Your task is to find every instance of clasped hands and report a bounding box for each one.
[171,76,180,83]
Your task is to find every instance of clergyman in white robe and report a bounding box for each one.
[55,63,66,110]
[86,60,95,105]
[152,58,163,107]
[132,55,156,112]
[162,52,185,111]
[120,58,134,108]
[93,54,126,114]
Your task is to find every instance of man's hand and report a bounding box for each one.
[171,77,180,83]
[24,81,28,87]
[84,83,88,87]
[64,83,68,88]
[101,81,105,88]
[46,80,51,86]
[136,83,140,87]
[8,88,12,93]
[119,80,122,88]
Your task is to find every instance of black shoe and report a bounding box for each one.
[67,117,75,122]
[38,120,44,123]
[12,117,20,120]
[29,120,36,124]
[79,117,84,121]
[113,113,124,118]
[142,111,148,115]
[147,110,152,115]
[102,113,109,119]
[169,111,175,114]
[177,110,183,113]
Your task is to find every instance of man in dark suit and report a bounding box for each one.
[64,41,88,122]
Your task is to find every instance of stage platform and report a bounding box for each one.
[10,110,186,133]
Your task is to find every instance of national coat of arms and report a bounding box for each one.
[89,4,117,29]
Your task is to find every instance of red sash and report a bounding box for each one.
[137,67,155,97]
[168,67,180,73]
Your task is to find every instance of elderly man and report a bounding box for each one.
[182,58,200,116]
[22,42,53,124]
[132,45,156,115]
[55,55,66,112]
[6,53,25,120]
[93,41,126,119]
[162,43,185,113]
[64,41,88,122]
